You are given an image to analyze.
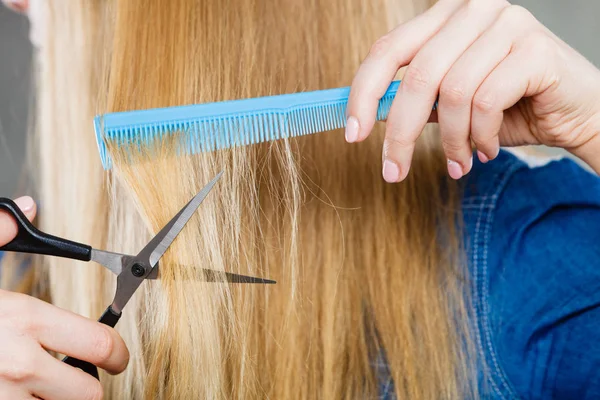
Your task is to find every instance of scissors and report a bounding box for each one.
[0,171,275,379]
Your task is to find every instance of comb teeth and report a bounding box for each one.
[94,81,403,170]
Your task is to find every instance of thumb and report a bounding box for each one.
[0,196,37,246]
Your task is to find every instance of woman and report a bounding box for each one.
[0,0,599,399]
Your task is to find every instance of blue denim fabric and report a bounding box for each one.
[380,150,600,399]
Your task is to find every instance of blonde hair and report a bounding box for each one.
[6,0,478,398]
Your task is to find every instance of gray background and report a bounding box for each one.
[0,1,599,195]
[0,6,30,197]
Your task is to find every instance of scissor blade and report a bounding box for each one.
[202,269,276,284]
[90,249,127,276]
[145,265,275,284]
[136,171,223,267]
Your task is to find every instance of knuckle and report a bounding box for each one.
[440,79,470,107]
[472,128,498,144]
[469,0,510,12]
[0,290,20,318]
[2,348,37,383]
[91,327,115,364]
[473,91,496,114]
[83,380,104,400]
[525,32,553,56]
[0,293,38,335]
[402,64,433,93]
[16,304,37,335]
[465,0,485,12]
[440,136,466,154]
[368,34,393,59]
[501,4,535,24]
[384,134,413,151]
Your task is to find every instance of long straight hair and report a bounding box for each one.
[5,0,478,398]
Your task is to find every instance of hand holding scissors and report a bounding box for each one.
[0,172,273,399]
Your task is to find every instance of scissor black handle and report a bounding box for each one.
[62,306,122,379]
[0,197,92,261]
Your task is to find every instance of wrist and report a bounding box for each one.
[570,112,600,175]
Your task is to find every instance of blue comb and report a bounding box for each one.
[94,80,435,170]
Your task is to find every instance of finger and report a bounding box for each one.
[29,352,103,400]
[471,44,546,153]
[0,291,129,374]
[1,0,29,14]
[0,196,37,246]
[441,5,535,165]
[345,0,464,144]
[0,326,102,400]
[0,382,31,399]
[386,0,509,181]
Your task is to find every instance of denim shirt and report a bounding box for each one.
[380,150,600,399]
[464,150,600,399]
[1,151,599,399]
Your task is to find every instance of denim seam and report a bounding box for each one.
[463,204,495,210]
[471,162,524,399]
[471,195,504,398]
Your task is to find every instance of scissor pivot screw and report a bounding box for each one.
[131,263,146,277]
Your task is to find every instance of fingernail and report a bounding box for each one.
[345,116,360,143]
[14,196,34,212]
[383,159,401,183]
[2,0,28,13]
[447,159,463,180]
[477,150,489,163]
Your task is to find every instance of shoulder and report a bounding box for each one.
[463,148,599,204]
[465,149,600,254]
[462,149,600,399]
[463,148,600,263]
[462,148,600,242]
